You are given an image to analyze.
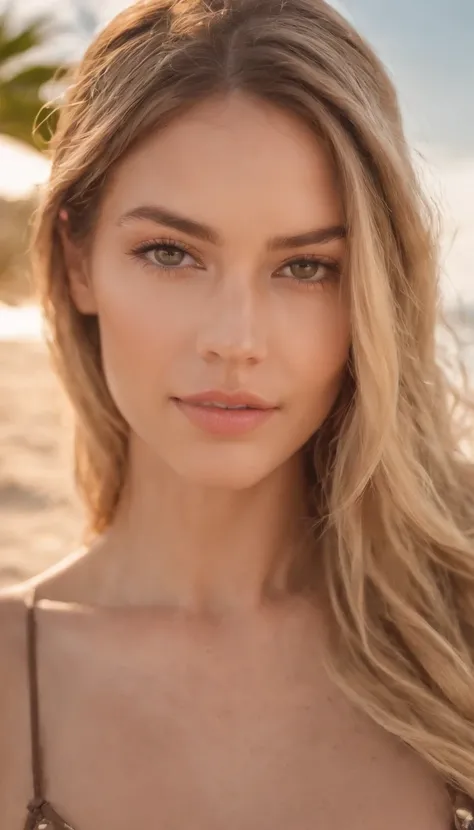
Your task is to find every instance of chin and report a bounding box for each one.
[167,445,279,491]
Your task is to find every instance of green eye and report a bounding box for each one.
[277,257,340,286]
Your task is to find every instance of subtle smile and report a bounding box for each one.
[171,389,279,436]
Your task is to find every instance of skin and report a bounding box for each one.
[59,91,352,615]
[0,92,453,829]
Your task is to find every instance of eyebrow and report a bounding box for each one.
[116,205,347,250]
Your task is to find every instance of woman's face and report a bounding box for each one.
[68,92,351,488]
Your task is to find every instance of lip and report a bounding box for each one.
[176,389,277,409]
[171,389,279,437]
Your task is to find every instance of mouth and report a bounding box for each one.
[173,390,278,410]
[170,390,279,436]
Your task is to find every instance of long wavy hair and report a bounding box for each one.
[30,0,474,800]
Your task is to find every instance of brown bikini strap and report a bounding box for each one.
[24,591,76,830]
[26,584,45,805]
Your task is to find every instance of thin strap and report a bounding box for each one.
[25,584,45,804]
[23,589,77,830]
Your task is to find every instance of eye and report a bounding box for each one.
[128,239,199,271]
[277,256,340,286]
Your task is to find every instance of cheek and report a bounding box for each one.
[286,294,351,418]
[90,260,189,407]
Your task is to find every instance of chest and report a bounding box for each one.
[38,613,451,830]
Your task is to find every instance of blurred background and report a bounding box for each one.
[0,0,473,589]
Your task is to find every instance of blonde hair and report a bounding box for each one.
[31,0,474,800]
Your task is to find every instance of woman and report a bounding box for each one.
[0,0,473,827]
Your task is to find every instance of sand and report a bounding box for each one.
[0,339,84,590]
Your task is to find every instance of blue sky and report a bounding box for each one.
[3,0,473,159]
[342,0,474,157]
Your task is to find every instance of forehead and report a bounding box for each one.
[102,93,344,231]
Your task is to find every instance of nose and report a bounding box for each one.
[196,274,268,365]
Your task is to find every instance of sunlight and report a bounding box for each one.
[0,135,50,200]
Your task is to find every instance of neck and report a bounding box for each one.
[77,444,317,618]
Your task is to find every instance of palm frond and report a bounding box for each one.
[0,15,50,68]
[0,10,68,151]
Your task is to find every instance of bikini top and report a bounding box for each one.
[22,585,474,830]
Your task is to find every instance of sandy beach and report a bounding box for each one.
[0,337,84,590]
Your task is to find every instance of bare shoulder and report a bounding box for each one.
[0,581,36,829]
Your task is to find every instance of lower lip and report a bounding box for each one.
[172,399,277,436]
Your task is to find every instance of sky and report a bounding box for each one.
[1,0,473,309]
[341,0,474,158]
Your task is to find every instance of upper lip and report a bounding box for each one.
[175,390,278,410]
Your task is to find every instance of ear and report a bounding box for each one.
[58,222,98,315]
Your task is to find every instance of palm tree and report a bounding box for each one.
[0,11,68,151]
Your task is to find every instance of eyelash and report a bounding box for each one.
[128,236,341,290]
